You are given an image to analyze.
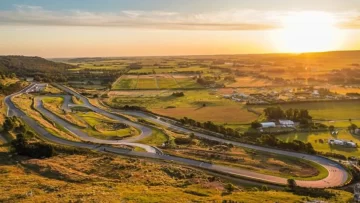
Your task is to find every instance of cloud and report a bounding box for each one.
[0,5,358,30]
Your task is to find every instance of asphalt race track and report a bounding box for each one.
[4,83,349,188]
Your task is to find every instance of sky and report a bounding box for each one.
[0,0,360,57]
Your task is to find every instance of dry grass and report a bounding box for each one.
[44,85,63,94]
[0,149,352,203]
[42,97,87,128]
[12,94,80,142]
[152,106,258,124]
[164,143,320,180]
[227,76,273,87]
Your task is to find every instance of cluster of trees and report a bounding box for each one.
[286,179,335,199]
[127,63,142,69]
[11,133,54,158]
[264,106,312,121]
[3,117,17,132]
[179,117,241,138]
[196,78,224,88]
[174,137,193,145]
[258,134,316,154]
[121,105,147,111]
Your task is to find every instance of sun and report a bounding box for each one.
[273,11,342,53]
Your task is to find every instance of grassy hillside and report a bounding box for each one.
[0,56,74,81]
[0,143,353,203]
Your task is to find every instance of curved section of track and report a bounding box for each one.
[34,96,157,153]
[5,83,349,188]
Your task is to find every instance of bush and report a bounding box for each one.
[251,121,262,129]
[174,137,192,145]
[289,187,335,199]
[11,134,54,158]
[224,183,236,194]
[172,92,185,97]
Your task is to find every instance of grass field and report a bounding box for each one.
[12,95,80,142]
[157,77,179,89]
[42,97,87,128]
[107,90,259,124]
[152,106,258,124]
[0,146,352,203]
[76,112,137,139]
[174,78,202,88]
[44,85,63,94]
[164,142,328,181]
[68,62,127,71]
[138,129,169,146]
[277,130,360,157]
[175,66,209,72]
[112,76,138,90]
[227,76,273,87]
[129,67,175,74]
[135,78,157,89]
[253,100,360,121]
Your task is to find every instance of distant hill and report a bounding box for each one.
[0,56,75,81]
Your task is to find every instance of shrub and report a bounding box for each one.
[11,134,54,158]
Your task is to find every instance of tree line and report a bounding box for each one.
[179,117,241,138]
[264,106,312,121]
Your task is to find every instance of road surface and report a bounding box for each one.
[34,96,156,153]
[4,83,350,188]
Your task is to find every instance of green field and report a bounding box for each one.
[77,112,137,139]
[175,66,209,72]
[253,100,360,121]
[112,77,138,89]
[157,77,179,89]
[135,78,158,89]
[68,62,127,71]
[106,90,259,124]
[277,129,360,157]
[175,78,203,88]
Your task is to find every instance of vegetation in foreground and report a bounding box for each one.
[0,136,353,203]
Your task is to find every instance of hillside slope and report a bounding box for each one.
[0,56,75,81]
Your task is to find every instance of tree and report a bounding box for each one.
[251,121,262,129]
[264,106,285,120]
[224,183,236,194]
[3,117,15,132]
[287,179,297,190]
[285,108,294,120]
[329,125,335,132]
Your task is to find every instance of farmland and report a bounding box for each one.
[112,74,200,90]
[252,100,360,121]
[106,89,259,124]
[277,130,360,157]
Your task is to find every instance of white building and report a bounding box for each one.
[329,139,357,148]
[279,120,295,127]
[261,122,276,128]
[26,77,34,82]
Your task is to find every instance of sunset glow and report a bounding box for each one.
[273,12,344,53]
